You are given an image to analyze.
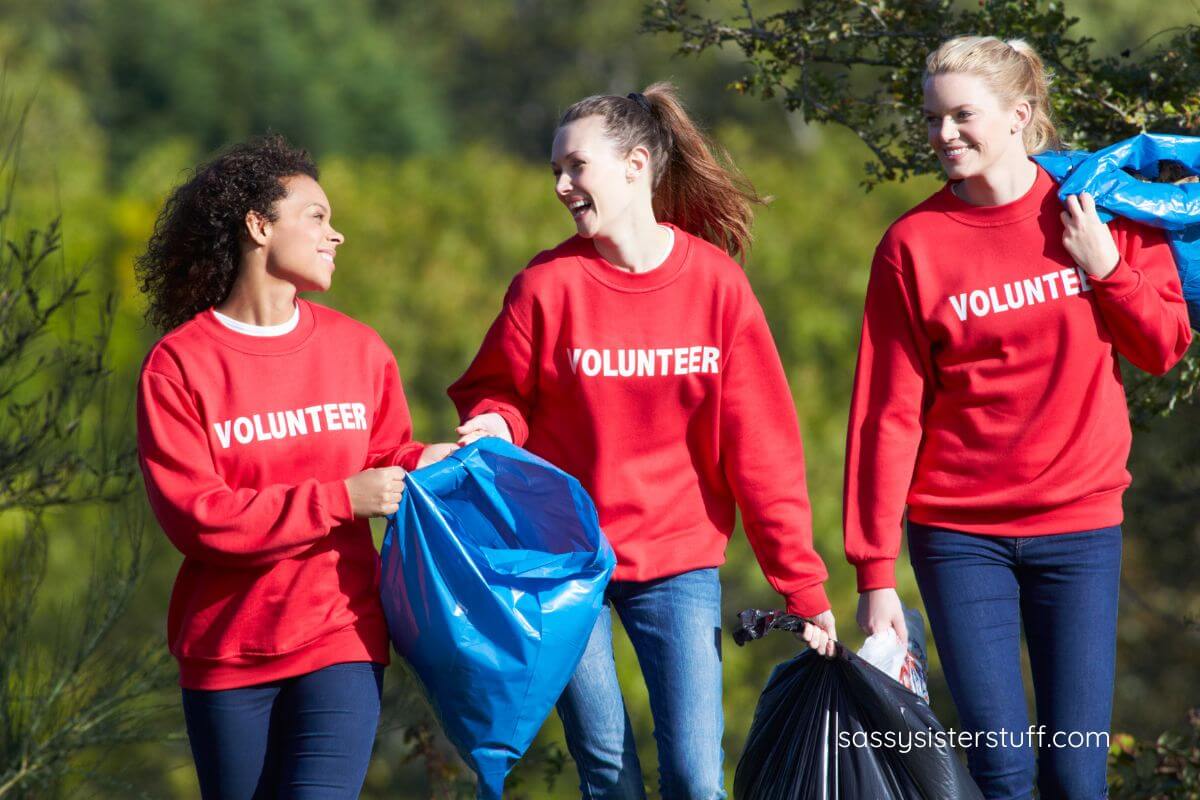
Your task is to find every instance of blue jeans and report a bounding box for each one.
[181,661,384,799]
[908,523,1121,800]
[556,567,725,799]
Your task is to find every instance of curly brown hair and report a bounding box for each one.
[136,134,319,332]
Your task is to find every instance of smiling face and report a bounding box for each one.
[550,115,646,239]
[259,174,344,292]
[923,71,1030,182]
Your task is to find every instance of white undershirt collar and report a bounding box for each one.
[211,303,301,337]
[652,225,675,270]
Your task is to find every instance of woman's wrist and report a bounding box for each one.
[1082,250,1120,280]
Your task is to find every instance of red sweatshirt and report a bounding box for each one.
[844,166,1191,592]
[449,225,830,616]
[137,300,425,689]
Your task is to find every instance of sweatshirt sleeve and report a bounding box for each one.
[137,369,355,568]
[720,298,831,617]
[447,286,537,447]
[1087,221,1191,375]
[365,349,426,471]
[843,250,933,592]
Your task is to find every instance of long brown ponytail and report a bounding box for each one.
[558,82,766,261]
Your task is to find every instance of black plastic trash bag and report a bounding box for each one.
[732,610,983,800]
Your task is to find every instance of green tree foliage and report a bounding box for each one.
[645,0,1200,184]
[2,0,803,168]
[0,106,173,798]
[1,0,447,169]
[1118,398,1200,736]
[1109,709,1200,799]
[393,0,794,160]
[0,30,110,262]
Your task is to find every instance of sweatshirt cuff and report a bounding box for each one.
[472,402,530,448]
[1087,258,1141,301]
[318,479,355,525]
[495,407,528,447]
[784,583,831,618]
[855,559,897,592]
[467,403,528,447]
[398,442,426,472]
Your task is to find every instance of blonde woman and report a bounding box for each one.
[843,37,1190,799]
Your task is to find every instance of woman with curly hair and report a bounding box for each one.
[135,134,452,798]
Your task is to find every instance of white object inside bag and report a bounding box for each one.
[855,607,931,702]
[857,628,908,683]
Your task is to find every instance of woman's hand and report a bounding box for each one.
[417,442,459,468]
[1061,192,1119,279]
[456,412,513,445]
[796,609,839,659]
[856,588,909,647]
[344,466,407,517]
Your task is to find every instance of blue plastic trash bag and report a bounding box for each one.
[380,437,616,799]
[1033,132,1200,328]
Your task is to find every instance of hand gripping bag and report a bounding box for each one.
[1033,133,1200,328]
[380,438,616,799]
[731,609,983,800]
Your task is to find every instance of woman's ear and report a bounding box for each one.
[244,210,271,245]
[1011,99,1032,136]
[626,145,651,183]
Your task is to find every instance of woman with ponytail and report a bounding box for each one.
[449,83,836,798]
[844,36,1190,798]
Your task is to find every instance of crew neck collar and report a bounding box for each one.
[938,162,1054,227]
[577,222,692,293]
[212,302,300,336]
[195,298,319,355]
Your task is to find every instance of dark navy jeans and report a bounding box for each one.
[908,522,1121,800]
[181,661,384,799]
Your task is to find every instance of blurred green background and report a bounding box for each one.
[1,0,1196,797]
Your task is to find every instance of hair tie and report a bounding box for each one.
[627,92,653,113]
